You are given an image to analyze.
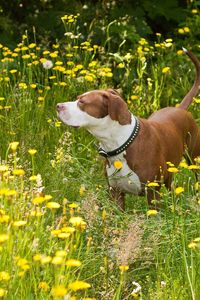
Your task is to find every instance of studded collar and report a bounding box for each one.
[97,116,140,158]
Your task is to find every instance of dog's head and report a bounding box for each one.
[56,89,131,129]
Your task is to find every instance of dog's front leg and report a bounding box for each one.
[110,187,125,210]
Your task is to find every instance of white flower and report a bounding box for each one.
[42,60,53,69]
[131,281,141,295]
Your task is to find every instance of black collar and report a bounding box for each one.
[97,116,140,158]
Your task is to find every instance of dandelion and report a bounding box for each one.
[46,202,60,209]
[0,234,9,243]
[40,256,52,264]
[119,265,129,272]
[177,50,184,55]
[12,169,25,176]
[57,232,70,240]
[68,280,91,291]
[0,271,10,281]
[147,209,158,216]
[175,187,184,195]
[114,160,123,169]
[188,242,197,249]
[167,167,179,173]
[194,237,200,242]
[30,83,37,89]
[13,220,27,227]
[147,182,159,187]
[10,69,17,74]
[188,165,200,170]
[9,141,19,152]
[51,285,67,297]
[162,67,170,74]
[0,288,6,298]
[51,256,64,265]
[42,60,53,69]
[66,259,82,267]
[28,149,37,155]
[39,281,49,291]
[32,196,45,205]
[55,250,68,257]
[79,184,86,196]
[69,216,86,228]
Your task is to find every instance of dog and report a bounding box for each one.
[57,49,200,210]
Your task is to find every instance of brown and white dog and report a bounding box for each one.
[57,49,200,209]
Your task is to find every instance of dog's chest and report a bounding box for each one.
[106,157,141,194]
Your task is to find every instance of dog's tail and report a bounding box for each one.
[179,48,200,109]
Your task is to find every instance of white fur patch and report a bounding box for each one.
[106,157,141,194]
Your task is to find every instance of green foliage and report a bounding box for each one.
[0,2,199,299]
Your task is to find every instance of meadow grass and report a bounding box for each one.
[0,13,200,300]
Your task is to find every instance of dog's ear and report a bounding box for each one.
[103,89,131,125]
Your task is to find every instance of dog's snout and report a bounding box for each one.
[56,103,65,112]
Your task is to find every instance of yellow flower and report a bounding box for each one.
[188,242,197,249]
[13,220,27,227]
[30,83,37,89]
[51,256,64,265]
[0,271,10,281]
[119,265,129,272]
[32,196,45,205]
[177,50,184,56]
[183,27,190,33]
[178,28,185,34]
[46,202,61,209]
[68,280,91,291]
[65,259,82,267]
[40,256,52,264]
[39,281,49,291]
[38,96,45,101]
[55,250,68,257]
[51,285,67,297]
[192,9,198,14]
[194,237,200,242]
[9,141,19,152]
[29,175,38,181]
[10,69,17,74]
[175,187,184,195]
[147,182,159,187]
[0,288,6,298]
[117,63,125,68]
[79,185,86,196]
[33,254,42,261]
[147,209,158,216]
[162,67,170,74]
[188,165,200,170]
[28,149,37,155]
[69,216,86,228]
[29,43,36,48]
[57,232,71,239]
[0,234,9,243]
[114,160,123,169]
[84,75,94,82]
[194,182,199,191]
[12,169,25,176]
[130,95,139,100]
[179,161,188,168]
[167,167,179,173]
[68,203,78,209]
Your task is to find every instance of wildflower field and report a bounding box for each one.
[0,5,200,300]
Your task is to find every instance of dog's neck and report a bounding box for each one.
[87,114,136,152]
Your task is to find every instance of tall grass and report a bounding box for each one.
[0,12,199,300]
